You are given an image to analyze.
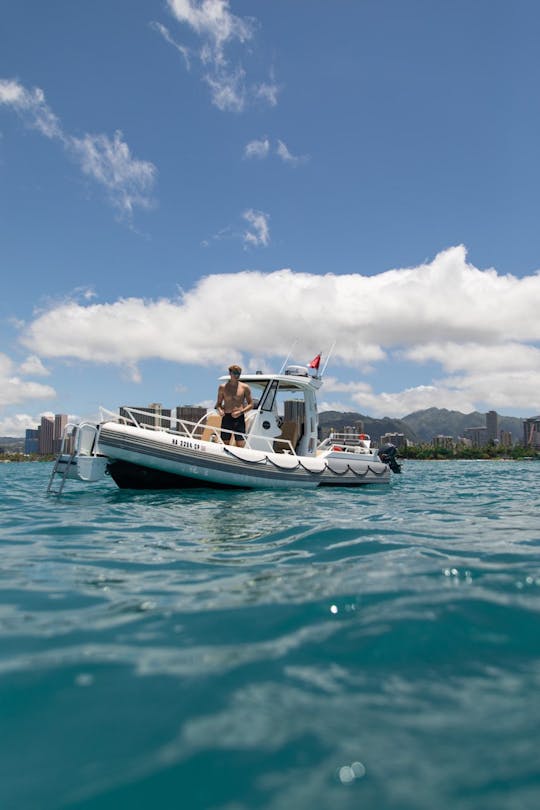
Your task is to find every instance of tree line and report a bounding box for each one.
[398,443,538,460]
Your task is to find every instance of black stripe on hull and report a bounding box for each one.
[107,460,246,490]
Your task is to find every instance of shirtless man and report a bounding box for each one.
[215,364,253,447]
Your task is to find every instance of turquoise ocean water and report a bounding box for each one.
[1,459,539,809]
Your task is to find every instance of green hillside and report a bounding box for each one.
[318,408,525,445]
[401,408,524,443]
[318,411,417,442]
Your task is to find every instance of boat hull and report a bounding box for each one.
[107,460,244,490]
[97,423,391,490]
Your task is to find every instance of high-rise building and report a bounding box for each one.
[39,416,54,454]
[54,414,68,453]
[486,410,498,443]
[463,426,488,447]
[119,404,171,429]
[380,432,406,448]
[433,435,454,449]
[24,428,39,454]
[176,406,207,423]
[523,416,540,449]
[23,413,70,455]
[175,406,207,434]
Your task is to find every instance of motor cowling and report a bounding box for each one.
[378,443,402,474]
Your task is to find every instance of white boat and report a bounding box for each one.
[47,364,400,494]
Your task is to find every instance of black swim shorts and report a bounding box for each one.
[221,412,246,443]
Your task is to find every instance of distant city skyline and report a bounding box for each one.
[8,404,539,452]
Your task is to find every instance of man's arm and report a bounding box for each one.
[243,385,253,414]
[215,384,225,415]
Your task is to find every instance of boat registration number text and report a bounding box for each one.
[171,438,202,451]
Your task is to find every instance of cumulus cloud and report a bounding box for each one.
[403,341,540,374]
[19,355,50,377]
[0,411,82,437]
[0,352,56,409]
[0,78,157,219]
[163,0,276,112]
[17,246,540,415]
[328,382,479,418]
[0,413,41,436]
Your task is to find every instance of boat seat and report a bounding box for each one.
[200,413,222,443]
[273,421,300,453]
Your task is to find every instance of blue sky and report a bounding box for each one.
[1,0,540,435]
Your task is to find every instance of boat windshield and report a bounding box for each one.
[249,379,306,426]
[258,380,279,412]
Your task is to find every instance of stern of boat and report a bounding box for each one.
[47,422,109,495]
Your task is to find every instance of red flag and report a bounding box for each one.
[308,353,321,370]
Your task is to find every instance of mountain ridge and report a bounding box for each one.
[319,407,525,443]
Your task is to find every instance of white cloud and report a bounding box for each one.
[204,66,246,112]
[0,413,40,436]
[276,139,307,166]
[0,353,12,378]
[254,78,279,107]
[320,378,477,417]
[69,131,156,217]
[17,246,540,415]
[0,78,62,139]
[242,209,270,247]
[244,138,270,159]
[403,341,540,374]
[350,384,478,419]
[122,363,142,384]
[0,352,56,408]
[19,355,50,377]
[244,137,307,165]
[150,21,191,69]
[322,378,376,395]
[164,1,276,112]
[0,79,157,219]
[167,0,254,64]
[0,411,81,437]
[318,400,364,414]
[201,209,263,251]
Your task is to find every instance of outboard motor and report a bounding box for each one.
[378,443,401,474]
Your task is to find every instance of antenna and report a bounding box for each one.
[279,338,298,373]
[320,341,336,377]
